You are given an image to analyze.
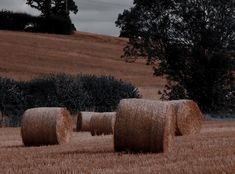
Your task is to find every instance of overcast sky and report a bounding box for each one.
[0,0,133,36]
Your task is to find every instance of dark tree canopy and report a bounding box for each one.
[26,0,78,17]
[116,0,235,112]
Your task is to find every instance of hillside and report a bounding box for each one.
[0,31,166,99]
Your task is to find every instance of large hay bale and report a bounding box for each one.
[21,107,72,146]
[90,112,116,136]
[114,99,176,153]
[76,112,96,132]
[169,100,203,135]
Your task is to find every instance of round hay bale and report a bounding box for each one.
[89,113,100,136]
[169,100,203,136]
[90,112,116,136]
[76,112,96,132]
[114,99,176,153]
[111,115,116,133]
[21,107,72,146]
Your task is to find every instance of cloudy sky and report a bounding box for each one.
[0,0,133,36]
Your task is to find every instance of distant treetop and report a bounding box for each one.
[26,0,78,17]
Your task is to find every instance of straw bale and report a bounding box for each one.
[76,112,96,132]
[169,100,203,135]
[21,107,72,146]
[90,112,116,136]
[114,99,176,153]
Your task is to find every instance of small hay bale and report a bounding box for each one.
[169,100,203,136]
[90,112,116,136]
[21,107,72,146]
[114,99,176,153]
[111,114,116,133]
[76,112,96,132]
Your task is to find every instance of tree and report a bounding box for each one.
[26,0,78,17]
[116,0,235,113]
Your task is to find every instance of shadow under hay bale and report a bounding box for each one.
[21,107,72,146]
[90,112,116,136]
[76,112,97,132]
[169,100,203,136]
[114,99,176,153]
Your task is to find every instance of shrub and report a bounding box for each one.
[20,74,80,114]
[0,74,140,126]
[0,77,23,126]
[34,15,75,34]
[44,74,80,114]
[20,77,58,109]
[78,75,141,112]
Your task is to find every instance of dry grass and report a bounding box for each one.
[0,120,234,173]
[0,31,165,100]
[21,107,72,146]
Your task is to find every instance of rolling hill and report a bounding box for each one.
[0,31,166,99]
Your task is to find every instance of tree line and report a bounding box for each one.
[0,0,78,34]
[26,0,78,18]
[116,0,234,114]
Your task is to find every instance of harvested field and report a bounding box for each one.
[0,30,234,173]
[0,31,165,99]
[0,120,234,174]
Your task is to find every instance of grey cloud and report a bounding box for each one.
[0,0,133,36]
[73,0,133,36]
[0,0,39,15]
[78,0,131,11]
[76,21,120,36]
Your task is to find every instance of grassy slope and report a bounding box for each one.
[0,31,166,99]
[0,121,234,173]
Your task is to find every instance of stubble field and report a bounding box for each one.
[0,31,234,173]
[0,121,234,174]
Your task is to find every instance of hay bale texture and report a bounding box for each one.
[76,112,96,132]
[90,112,116,136]
[114,99,176,153]
[21,107,72,146]
[170,100,203,135]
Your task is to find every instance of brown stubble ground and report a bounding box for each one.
[0,31,165,99]
[0,121,234,174]
[0,31,234,173]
